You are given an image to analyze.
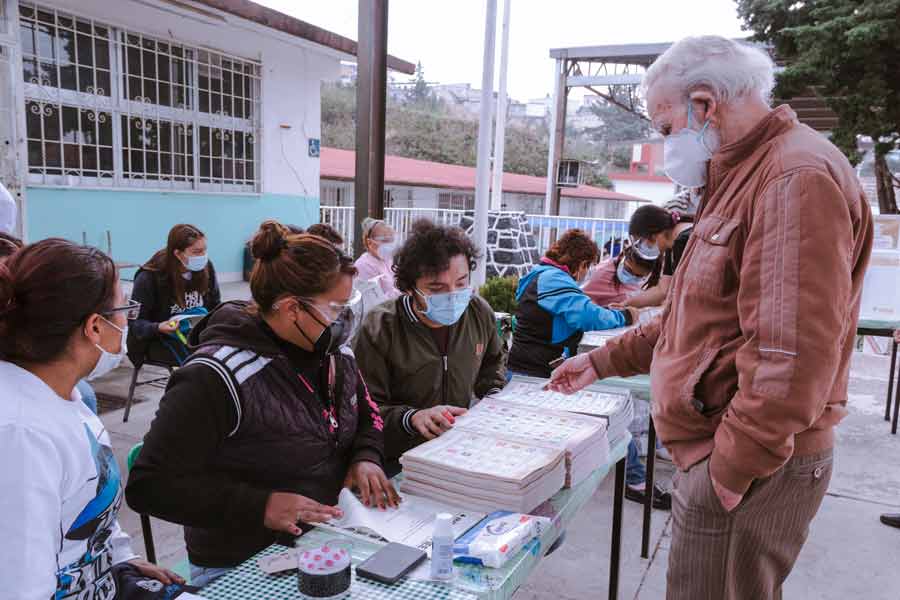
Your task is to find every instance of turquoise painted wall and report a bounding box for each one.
[25,187,319,280]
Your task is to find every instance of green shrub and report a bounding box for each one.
[480,276,519,314]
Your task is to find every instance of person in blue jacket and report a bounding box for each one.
[508,229,638,378]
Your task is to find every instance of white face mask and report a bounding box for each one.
[577,263,597,286]
[663,103,721,188]
[86,317,127,381]
[377,241,397,262]
[631,238,661,261]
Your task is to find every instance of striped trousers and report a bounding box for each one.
[667,449,833,600]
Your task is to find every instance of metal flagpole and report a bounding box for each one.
[490,0,511,211]
[473,0,497,287]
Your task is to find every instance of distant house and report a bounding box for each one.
[3,0,413,280]
[608,140,677,205]
[319,147,648,220]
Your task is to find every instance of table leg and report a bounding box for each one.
[893,352,900,435]
[641,419,656,559]
[886,341,897,422]
[609,456,625,600]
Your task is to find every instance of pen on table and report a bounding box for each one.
[543,357,566,390]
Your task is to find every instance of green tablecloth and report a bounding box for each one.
[198,435,630,600]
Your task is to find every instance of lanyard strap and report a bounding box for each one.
[298,355,339,433]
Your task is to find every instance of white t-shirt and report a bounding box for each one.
[0,361,137,600]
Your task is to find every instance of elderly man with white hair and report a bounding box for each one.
[549,36,872,599]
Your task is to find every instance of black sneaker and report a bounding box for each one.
[880,513,900,529]
[625,483,672,511]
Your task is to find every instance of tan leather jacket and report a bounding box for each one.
[590,105,873,494]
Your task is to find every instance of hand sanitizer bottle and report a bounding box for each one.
[430,513,454,581]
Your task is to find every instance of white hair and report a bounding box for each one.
[643,36,776,105]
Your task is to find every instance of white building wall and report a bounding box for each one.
[610,179,676,206]
[40,0,341,198]
[411,187,439,209]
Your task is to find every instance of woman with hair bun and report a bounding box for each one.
[0,239,182,599]
[126,220,397,588]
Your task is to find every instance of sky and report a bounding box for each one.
[255,0,748,102]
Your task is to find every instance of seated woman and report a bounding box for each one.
[126,221,397,587]
[0,234,101,415]
[307,223,345,247]
[0,239,180,598]
[616,204,694,309]
[582,245,655,307]
[354,217,401,301]
[353,219,507,463]
[507,229,637,378]
[128,223,221,367]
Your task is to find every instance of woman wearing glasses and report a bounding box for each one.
[0,239,181,599]
[126,221,397,588]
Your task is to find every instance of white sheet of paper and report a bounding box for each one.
[322,489,484,557]
[257,548,298,574]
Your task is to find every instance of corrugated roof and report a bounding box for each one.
[192,0,416,74]
[320,147,647,203]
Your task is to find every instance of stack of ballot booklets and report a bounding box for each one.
[452,398,609,488]
[491,375,635,447]
[400,429,567,514]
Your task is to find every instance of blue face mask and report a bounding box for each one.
[185,254,208,272]
[617,259,648,287]
[416,287,473,326]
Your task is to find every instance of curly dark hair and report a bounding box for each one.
[393,219,481,293]
[544,229,599,274]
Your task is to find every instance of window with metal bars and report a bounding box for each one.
[438,191,475,211]
[25,100,113,179]
[19,2,261,192]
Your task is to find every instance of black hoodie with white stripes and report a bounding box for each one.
[125,301,384,568]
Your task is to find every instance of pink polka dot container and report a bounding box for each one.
[296,539,352,600]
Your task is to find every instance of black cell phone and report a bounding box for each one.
[356,542,427,584]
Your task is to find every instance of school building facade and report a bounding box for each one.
[0,0,413,280]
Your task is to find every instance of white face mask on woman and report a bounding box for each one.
[86,317,127,381]
[376,241,397,262]
[663,102,721,188]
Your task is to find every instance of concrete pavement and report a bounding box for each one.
[94,286,900,598]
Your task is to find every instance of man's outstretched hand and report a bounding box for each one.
[545,353,599,394]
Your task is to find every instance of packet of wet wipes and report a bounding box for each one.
[452,511,550,568]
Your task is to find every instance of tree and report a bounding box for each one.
[320,82,356,150]
[403,62,443,112]
[583,96,651,149]
[737,0,900,214]
[320,79,614,188]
